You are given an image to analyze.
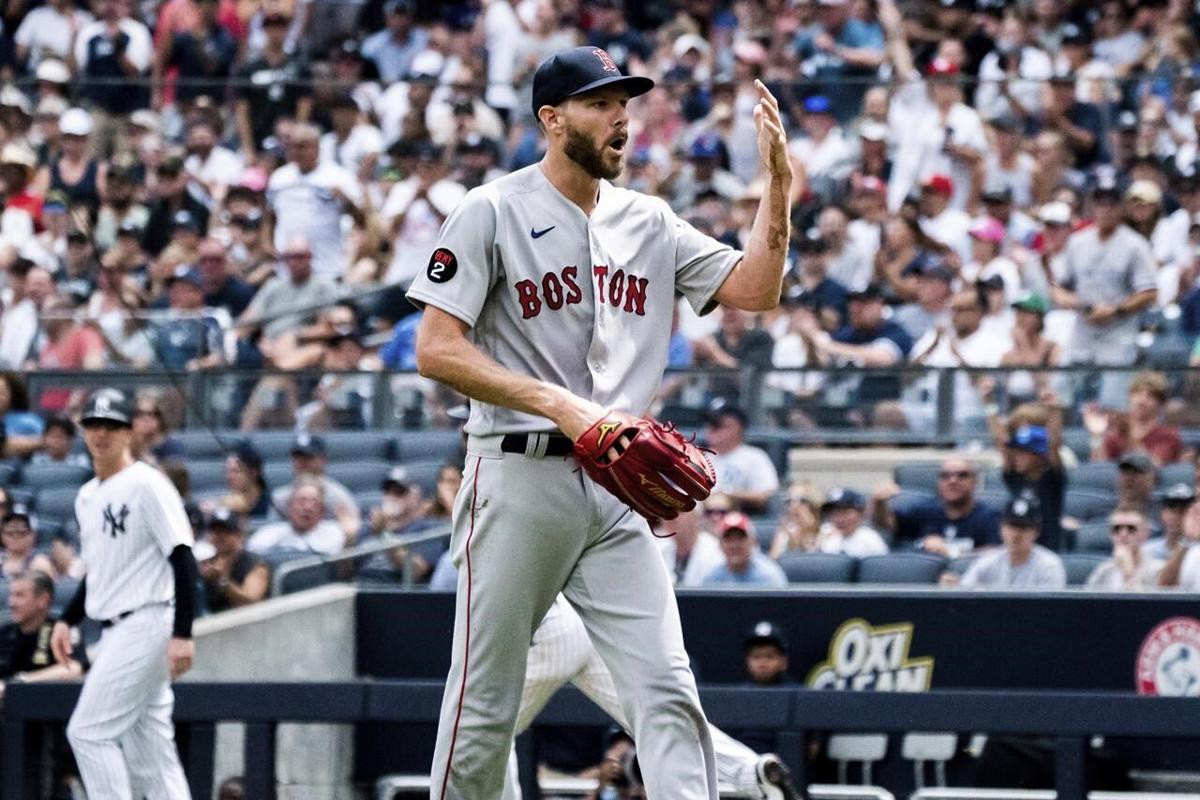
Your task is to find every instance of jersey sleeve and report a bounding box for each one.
[140,471,195,555]
[405,187,498,327]
[672,210,743,315]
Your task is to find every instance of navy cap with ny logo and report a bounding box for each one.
[531,47,655,120]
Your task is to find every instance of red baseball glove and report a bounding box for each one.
[572,411,716,521]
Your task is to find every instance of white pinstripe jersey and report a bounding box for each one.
[75,461,193,620]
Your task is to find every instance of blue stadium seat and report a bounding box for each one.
[326,460,393,492]
[776,552,857,584]
[20,463,93,492]
[1063,489,1115,522]
[1160,463,1196,488]
[323,432,394,461]
[1061,428,1092,462]
[1062,553,1107,586]
[894,463,943,492]
[857,553,947,585]
[34,488,80,525]
[277,562,333,594]
[173,430,244,459]
[264,461,294,491]
[1067,462,1118,493]
[250,432,304,460]
[403,461,448,496]
[891,488,936,516]
[393,430,463,465]
[357,490,384,515]
[186,460,229,493]
[1072,522,1112,554]
[947,555,978,576]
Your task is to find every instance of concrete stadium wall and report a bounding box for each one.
[788,447,1002,492]
[187,584,358,800]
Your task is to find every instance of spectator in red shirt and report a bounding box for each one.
[1086,371,1182,466]
[35,296,105,411]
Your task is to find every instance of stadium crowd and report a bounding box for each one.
[0,0,1197,616]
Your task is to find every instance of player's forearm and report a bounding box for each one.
[416,315,597,434]
[720,172,792,311]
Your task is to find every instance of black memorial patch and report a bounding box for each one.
[427,248,458,283]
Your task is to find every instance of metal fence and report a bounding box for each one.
[2,682,1196,800]
[28,364,1200,446]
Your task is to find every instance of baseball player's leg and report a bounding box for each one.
[67,608,175,800]
[501,596,599,800]
[562,499,718,799]
[430,451,585,800]
[564,613,768,797]
[123,683,191,798]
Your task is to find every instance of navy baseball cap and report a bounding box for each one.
[1004,493,1042,528]
[1161,483,1196,505]
[745,620,789,653]
[80,387,134,427]
[291,433,326,457]
[207,506,242,532]
[531,47,654,120]
[167,265,203,289]
[822,487,866,511]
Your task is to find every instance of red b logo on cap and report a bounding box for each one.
[593,48,618,72]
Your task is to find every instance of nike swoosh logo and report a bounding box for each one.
[531,226,555,239]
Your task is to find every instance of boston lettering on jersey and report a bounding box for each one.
[515,264,649,320]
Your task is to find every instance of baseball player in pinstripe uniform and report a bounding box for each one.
[51,387,198,800]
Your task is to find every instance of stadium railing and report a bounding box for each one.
[3,682,1195,800]
[268,524,451,594]
[23,364,1200,449]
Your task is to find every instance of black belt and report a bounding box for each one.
[100,602,169,629]
[99,609,138,629]
[500,432,573,457]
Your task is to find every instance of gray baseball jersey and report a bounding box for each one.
[75,461,193,620]
[405,164,743,435]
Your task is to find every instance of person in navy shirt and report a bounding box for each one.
[798,283,914,406]
[870,457,1001,554]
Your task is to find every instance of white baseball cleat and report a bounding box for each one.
[756,753,801,800]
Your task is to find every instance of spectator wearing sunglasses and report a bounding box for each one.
[870,456,1001,555]
[1085,509,1163,591]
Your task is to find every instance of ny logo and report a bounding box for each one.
[103,503,130,537]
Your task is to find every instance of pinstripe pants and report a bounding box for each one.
[67,605,190,800]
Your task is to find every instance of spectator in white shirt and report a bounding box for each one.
[381,141,466,288]
[1085,509,1163,591]
[183,119,242,204]
[816,488,888,558]
[818,205,873,292]
[702,400,779,514]
[962,217,1022,302]
[14,0,91,72]
[907,288,1011,431]
[319,95,384,182]
[887,57,988,212]
[247,478,345,555]
[982,115,1036,210]
[788,95,852,201]
[917,173,972,264]
[656,508,725,588]
[266,123,365,281]
[973,12,1053,122]
[950,494,1066,589]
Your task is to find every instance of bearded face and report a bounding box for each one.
[562,118,625,181]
